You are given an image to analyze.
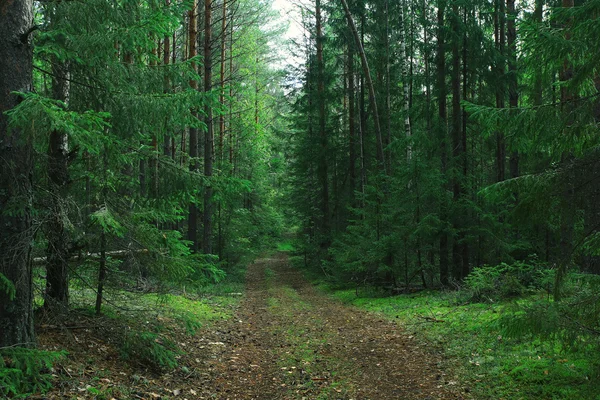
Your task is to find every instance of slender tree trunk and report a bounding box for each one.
[340,0,386,174]
[451,0,463,280]
[348,44,357,203]
[399,0,412,161]
[219,0,227,165]
[188,1,200,252]
[437,0,449,286]
[533,0,544,107]
[0,0,35,347]
[555,0,575,301]
[461,7,470,279]
[203,0,214,255]
[95,148,109,315]
[507,0,519,179]
[163,13,172,158]
[316,0,330,247]
[495,0,506,182]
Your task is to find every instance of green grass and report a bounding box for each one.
[326,288,599,400]
[276,240,295,252]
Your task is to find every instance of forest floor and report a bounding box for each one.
[37,253,468,399]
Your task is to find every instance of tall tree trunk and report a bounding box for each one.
[461,7,470,279]
[340,0,386,174]
[451,0,463,280]
[0,0,35,347]
[348,44,356,204]
[507,0,519,179]
[45,57,71,312]
[188,1,200,252]
[495,0,506,182]
[399,0,412,161]
[163,13,172,158]
[316,0,330,247]
[437,0,449,286]
[203,0,214,255]
[219,0,227,165]
[555,0,575,301]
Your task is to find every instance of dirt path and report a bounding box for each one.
[194,253,465,399]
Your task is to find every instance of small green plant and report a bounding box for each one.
[465,257,552,302]
[0,347,66,398]
[120,330,180,371]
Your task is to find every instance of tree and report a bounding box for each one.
[0,0,35,347]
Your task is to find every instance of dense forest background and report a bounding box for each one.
[1,0,600,397]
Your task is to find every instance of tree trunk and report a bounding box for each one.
[188,1,199,252]
[316,0,330,248]
[340,0,386,174]
[437,0,449,286]
[348,44,356,203]
[0,0,35,348]
[399,0,412,161]
[555,0,575,301]
[45,57,71,312]
[507,0,519,179]
[495,0,506,183]
[203,0,214,255]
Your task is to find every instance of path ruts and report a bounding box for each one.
[196,253,465,399]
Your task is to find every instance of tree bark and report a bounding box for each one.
[188,1,200,252]
[0,0,36,348]
[203,0,214,255]
[495,0,506,182]
[507,0,519,179]
[316,0,330,247]
[348,43,356,203]
[45,57,71,312]
[437,0,449,286]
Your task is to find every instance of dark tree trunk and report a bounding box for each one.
[495,0,506,183]
[555,0,575,301]
[451,1,464,280]
[45,58,71,312]
[348,44,356,203]
[437,0,449,286]
[316,0,330,248]
[0,0,35,348]
[203,0,214,255]
[507,0,519,179]
[188,1,199,252]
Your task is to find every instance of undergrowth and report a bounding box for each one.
[0,348,66,398]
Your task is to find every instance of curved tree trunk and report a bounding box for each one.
[339,0,386,175]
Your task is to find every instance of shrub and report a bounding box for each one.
[0,348,66,398]
[120,330,180,371]
[465,257,552,302]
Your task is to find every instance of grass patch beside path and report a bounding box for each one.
[326,288,598,400]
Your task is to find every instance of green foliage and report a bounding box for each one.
[464,257,553,302]
[0,273,16,300]
[500,274,600,354]
[0,348,66,398]
[120,330,180,371]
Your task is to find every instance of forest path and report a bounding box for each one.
[195,253,464,399]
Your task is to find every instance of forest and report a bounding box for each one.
[0,0,599,398]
